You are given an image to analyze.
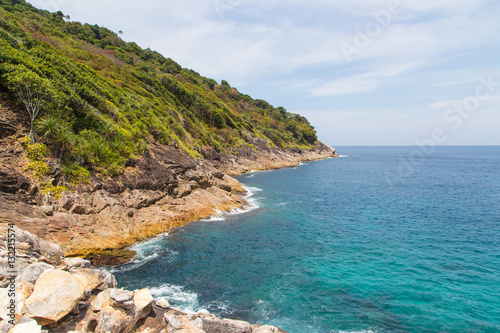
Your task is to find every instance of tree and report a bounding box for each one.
[4,66,50,143]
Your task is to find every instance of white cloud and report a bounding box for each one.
[310,61,423,97]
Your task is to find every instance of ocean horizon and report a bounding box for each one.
[112,145,500,332]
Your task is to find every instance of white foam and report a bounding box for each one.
[338,155,351,158]
[200,185,262,222]
[108,233,173,273]
[149,284,205,314]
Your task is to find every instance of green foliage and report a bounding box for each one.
[63,163,90,185]
[40,180,68,199]
[1,0,321,177]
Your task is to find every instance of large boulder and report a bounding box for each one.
[132,288,154,321]
[24,270,86,326]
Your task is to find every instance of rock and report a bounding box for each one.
[156,298,170,309]
[7,316,42,333]
[174,183,192,198]
[72,269,105,294]
[17,280,34,302]
[91,190,118,214]
[110,289,134,303]
[0,287,22,321]
[70,204,86,215]
[95,305,132,333]
[38,240,63,265]
[0,320,13,333]
[91,290,112,312]
[199,313,252,333]
[13,228,40,254]
[132,288,154,321]
[58,192,75,211]
[16,262,54,284]
[212,170,225,179]
[64,257,91,269]
[40,206,54,216]
[164,311,204,333]
[252,325,280,333]
[24,270,86,326]
[97,269,117,289]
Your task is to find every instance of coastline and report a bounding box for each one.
[0,144,335,332]
[0,140,337,265]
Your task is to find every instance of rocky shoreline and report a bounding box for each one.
[0,112,337,332]
[0,225,288,333]
[0,115,337,264]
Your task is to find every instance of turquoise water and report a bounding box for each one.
[112,146,500,332]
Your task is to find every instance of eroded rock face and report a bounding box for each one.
[24,270,86,326]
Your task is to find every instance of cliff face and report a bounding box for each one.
[0,105,336,264]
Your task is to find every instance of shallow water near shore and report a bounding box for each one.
[112,146,500,332]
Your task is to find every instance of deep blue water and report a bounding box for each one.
[112,146,500,333]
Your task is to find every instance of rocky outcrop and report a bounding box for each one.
[0,227,287,333]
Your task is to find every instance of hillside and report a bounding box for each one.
[0,0,336,262]
[0,0,325,178]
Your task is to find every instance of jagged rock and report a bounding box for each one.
[198,313,252,333]
[24,270,86,326]
[0,169,31,194]
[95,305,132,333]
[156,298,170,309]
[38,240,63,265]
[212,170,225,179]
[16,262,54,284]
[91,190,119,213]
[64,258,91,269]
[252,325,280,333]
[58,192,75,211]
[40,206,54,216]
[7,316,42,333]
[70,204,87,215]
[132,288,153,321]
[98,270,117,289]
[174,183,192,198]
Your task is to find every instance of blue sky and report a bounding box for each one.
[28,0,500,145]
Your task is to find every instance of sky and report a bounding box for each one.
[28,0,500,146]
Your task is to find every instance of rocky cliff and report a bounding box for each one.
[0,225,288,333]
[0,102,337,265]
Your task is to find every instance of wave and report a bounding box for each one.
[149,284,205,314]
[338,155,351,158]
[200,185,262,222]
[108,233,174,273]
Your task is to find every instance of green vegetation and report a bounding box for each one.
[0,0,319,177]
[21,136,69,199]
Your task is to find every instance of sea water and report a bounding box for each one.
[112,146,500,332]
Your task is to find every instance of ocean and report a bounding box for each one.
[111,146,500,333]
